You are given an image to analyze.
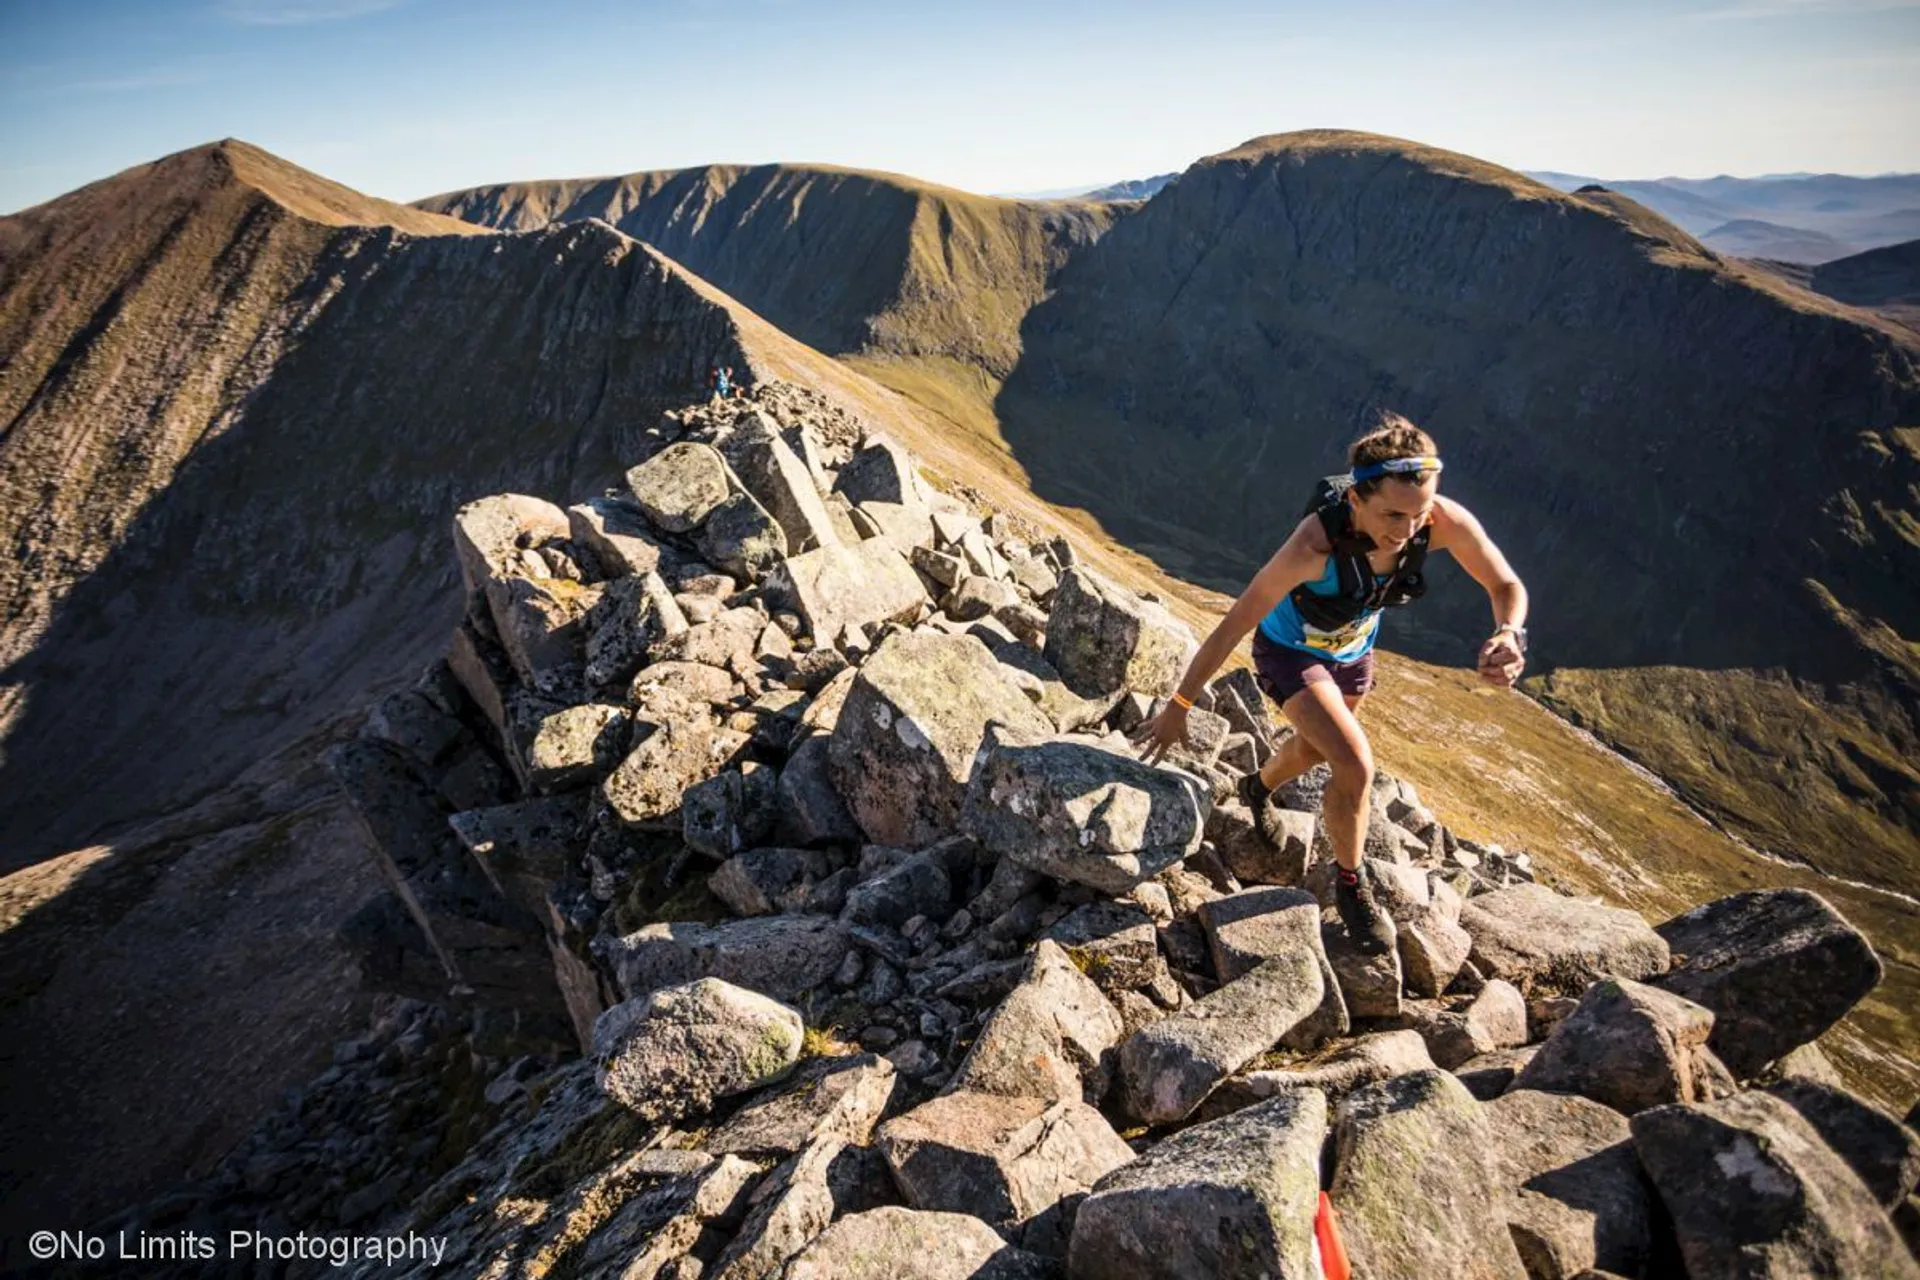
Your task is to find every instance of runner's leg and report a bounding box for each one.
[1257,693,1366,789]
[1278,683,1373,871]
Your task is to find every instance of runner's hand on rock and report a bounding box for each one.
[1130,704,1189,766]
[1477,634,1525,687]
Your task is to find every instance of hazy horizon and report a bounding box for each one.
[3,0,1918,215]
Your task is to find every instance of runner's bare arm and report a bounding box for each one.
[1431,496,1529,683]
[1133,514,1330,763]
[1429,496,1526,628]
[1174,514,1329,701]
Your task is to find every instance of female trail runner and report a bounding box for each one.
[1130,413,1528,952]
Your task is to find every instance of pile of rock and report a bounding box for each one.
[322,382,1917,1279]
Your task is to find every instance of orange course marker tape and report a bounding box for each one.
[1315,1191,1352,1280]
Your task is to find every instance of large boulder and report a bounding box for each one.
[832,433,931,507]
[1199,888,1349,1049]
[1485,1089,1653,1279]
[828,630,1052,847]
[682,764,780,860]
[568,495,666,577]
[627,442,732,532]
[1512,976,1719,1115]
[782,1207,1051,1280]
[840,844,956,929]
[962,736,1210,895]
[1398,903,1474,998]
[1040,901,1163,994]
[697,488,790,583]
[450,492,571,608]
[1209,801,1315,888]
[487,575,602,694]
[1193,1030,1436,1122]
[775,734,863,846]
[1764,1077,1920,1209]
[1632,1090,1920,1279]
[600,687,718,829]
[1042,565,1195,700]
[876,1091,1135,1231]
[724,413,840,554]
[447,793,589,918]
[709,847,841,918]
[583,571,686,687]
[524,703,629,791]
[948,939,1124,1105]
[1323,918,1404,1019]
[1329,1069,1529,1280]
[707,1135,843,1280]
[1068,1090,1327,1280]
[1653,888,1883,1078]
[764,539,930,645]
[707,1052,899,1159]
[1412,978,1529,1070]
[648,604,765,673]
[597,914,850,1003]
[569,1150,765,1278]
[1118,949,1325,1124]
[593,977,803,1121]
[1458,884,1669,993]
[326,740,554,1007]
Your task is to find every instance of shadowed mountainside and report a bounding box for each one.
[990,129,1920,910]
[414,163,1121,381]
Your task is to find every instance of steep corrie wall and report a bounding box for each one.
[416,162,1121,379]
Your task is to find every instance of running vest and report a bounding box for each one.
[1257,476,1431,661]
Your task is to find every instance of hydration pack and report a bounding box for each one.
[1287,474,1430,631]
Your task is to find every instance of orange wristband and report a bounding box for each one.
[1170,691,1194,710]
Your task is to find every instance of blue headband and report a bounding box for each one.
[1351,455,1443,482]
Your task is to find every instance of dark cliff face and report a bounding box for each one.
[0,147,877,866]
[993,129,1920,884]
[416,164,1121,377]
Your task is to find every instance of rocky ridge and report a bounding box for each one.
[92,385,1920,1279]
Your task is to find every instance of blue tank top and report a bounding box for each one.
[1257,555,1383,662]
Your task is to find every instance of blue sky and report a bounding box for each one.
[2,0,1916,213]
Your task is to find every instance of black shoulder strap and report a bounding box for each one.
[1368,523,1431,608]
[1312,494,1372,601]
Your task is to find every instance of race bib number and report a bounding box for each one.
[1300,612,1379,656]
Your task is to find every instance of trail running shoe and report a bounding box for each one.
[1335,864,1398,955]
[1236,771,1286,848]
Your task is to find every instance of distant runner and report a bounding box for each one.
[1131,412,1529,953]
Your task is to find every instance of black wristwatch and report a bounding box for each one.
[1493,623,1528,654]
